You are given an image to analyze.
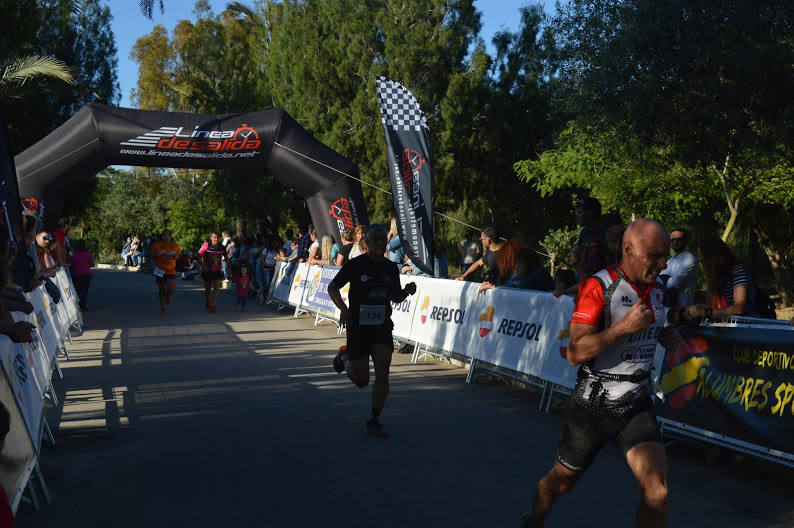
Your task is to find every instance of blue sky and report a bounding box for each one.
[105,0,557,108]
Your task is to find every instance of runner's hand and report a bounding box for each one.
[403,282,417,295]
[621,301,652,334]
[339,307,352,329]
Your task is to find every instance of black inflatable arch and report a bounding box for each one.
[14,103,368,237]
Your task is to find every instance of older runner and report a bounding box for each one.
[523,219,673,528]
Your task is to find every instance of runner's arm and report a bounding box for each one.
[568,302,652,366]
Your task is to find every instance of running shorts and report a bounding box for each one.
[202,270,224,282]
[346,330,393,361]
[556,390,661,472]
[156,273,176,285]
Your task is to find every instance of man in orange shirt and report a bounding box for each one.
[152,230,181,315]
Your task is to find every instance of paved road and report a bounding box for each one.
[15,270,794,527]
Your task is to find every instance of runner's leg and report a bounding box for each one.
[204,280,211,307]
[626,441,668,528]
[345,356,369,388]
[370,343,392,410]
[528,461,582,527]
[167,278,175,303]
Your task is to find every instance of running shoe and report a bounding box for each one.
[364,418,388,437]
[209,303,217,313]
[333,346,347,374]
[520,510,533,528]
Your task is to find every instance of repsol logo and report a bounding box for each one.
[628,326,661,343]
[391,298,411,313]
[496,319,543,341]
[429,306,465,324]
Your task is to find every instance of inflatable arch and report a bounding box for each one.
[14,103,368,237]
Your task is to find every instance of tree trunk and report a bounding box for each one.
[753,226,794,307]
[236,214,245,237]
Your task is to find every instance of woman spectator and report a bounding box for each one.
[348,224,367,259]
[335,229,354,266]
[306,231,323,265]
[319,235,336,266]
[683,237,761,321]
[120,237,133,266]
[35,231,58,272]
[496,239,527,285]
[70,239,93,310]
[129,235,142,267]
[480,248,553,293]
[386,219,404,265]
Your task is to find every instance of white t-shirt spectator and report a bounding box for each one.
[460,239,479,265]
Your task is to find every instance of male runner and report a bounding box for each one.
[523,219,672,528]
[151,229,180,315]
[199,232,227,313]
[327,225,417,436]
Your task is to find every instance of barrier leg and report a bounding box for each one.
[59,344,70,361]
[47,384,59,406]
[538,382,548,412]
[25,476,40,511]
[545,384,554,413]
[410,342,420,363]
[314,310,321,326]
[42,417,55,446]
[54,358,63,380]
[466,359,478,384]
[34,463,51,504]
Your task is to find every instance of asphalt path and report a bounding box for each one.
[15,270,794,527]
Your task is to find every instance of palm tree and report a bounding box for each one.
[0,56,74,99]
[139,0,165,19]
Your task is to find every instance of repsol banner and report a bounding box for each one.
[471,287,577,386]
[390,275,423,340]
[288,263,312,307]
[0,336,43,446]
[0,357,37,514]
[658,326,794,455]
[409,278,482,355]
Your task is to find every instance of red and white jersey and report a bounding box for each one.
[571,264,666,403]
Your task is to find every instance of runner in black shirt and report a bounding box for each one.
[328,225,417,436]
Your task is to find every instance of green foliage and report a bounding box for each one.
[539,226,579,273]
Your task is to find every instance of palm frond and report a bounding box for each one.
[1,56,74,86]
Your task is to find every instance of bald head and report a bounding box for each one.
[621,219,670,285]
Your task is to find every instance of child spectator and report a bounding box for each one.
[70,239,93,310]
[232,264,252,311]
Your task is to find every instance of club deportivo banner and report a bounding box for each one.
[376,78,434,275]
[658,325,794,455]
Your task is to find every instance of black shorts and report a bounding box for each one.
[346,330,393,361]
[202,270,224,282]
[556,391,661,472]
[156,273,176,285]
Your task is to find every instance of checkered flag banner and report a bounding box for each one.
[375,77,434,275]
[376,77,429,132]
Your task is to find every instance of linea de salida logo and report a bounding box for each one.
[120,123,261,153]
[328,197,357,232]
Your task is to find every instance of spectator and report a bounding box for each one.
[0,401,18,527]
[35,231,57,273]
[480,247,553,293]
[459,230,480,275]
[335,229,355,266]
[659,227,699,307]
[496,239,527,285]
[232,264,252,311]
[70,239,93,310]
[683,237,762,321]
[52,216,71,266]
[348,224,367,259]
[554,197,609,297]
[605,224,625,264]
[554,268,577,293]
[306,230,322,265]
[0,235,35,343]
[274,247,289,262]
[401,243,449,279]
[456,227,504,283]
[281,229,294,253]
[221,231,232,279]
[297,224,314,262]
[386,219,404,266]
[319,235,336,266]
[182,251,201,280]
[257,240,279,303]
[129,234,142,267]
[120,237,133,266]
